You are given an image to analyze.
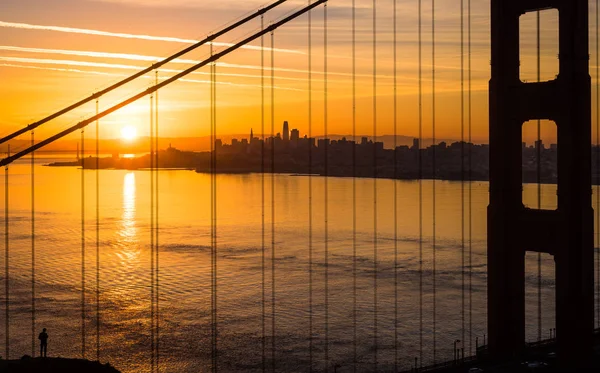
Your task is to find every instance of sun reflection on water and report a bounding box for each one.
[116,172,139,266]
[121,173,136,238]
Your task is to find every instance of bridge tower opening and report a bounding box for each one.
[489,0,594,367]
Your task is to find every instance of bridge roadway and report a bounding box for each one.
[398,328,600,373]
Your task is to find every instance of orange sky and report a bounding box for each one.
[0,0,597,148]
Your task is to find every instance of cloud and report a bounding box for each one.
[0,45,390,81]
[0,45,198,64]
[0,21,304,55]
[86,0,307,10]
[0,62,307,92]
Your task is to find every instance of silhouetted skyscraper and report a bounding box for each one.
[290,129,299,142]
[535,139,544,151]
[412,138,420,150]
[283,121,290,141]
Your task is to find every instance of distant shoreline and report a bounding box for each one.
[45,162,579,186]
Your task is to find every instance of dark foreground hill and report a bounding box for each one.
[0,356,121,373]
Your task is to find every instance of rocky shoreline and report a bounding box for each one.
[0,356,121,372]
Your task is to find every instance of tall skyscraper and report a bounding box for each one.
[283,121,290,141]
[412,138,420,150]
[290,129,300,142]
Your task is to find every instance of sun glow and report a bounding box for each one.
[120,126,137,141]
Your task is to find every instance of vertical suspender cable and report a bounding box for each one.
[351,0,357,370]
[536,10,542,343]
[596,0,600,330]
[210,43,218,372]
[324,3,330,370]
[393,0,399,369]
[213,60,218,373]
[261,14,267,373]
[351,0,357,367]
[31,130,35,357]
[467,0,473,355]
[214,54,219,373]
[154,70,160,372]
[270,30,276,373]
[209,45,216,373]
[418,0,423,367]
[149,91,155,372]
[95,98,100,361]
[432,0,437,364]
[209,52,214,373]
[4,145,8,360]
[372,0,378,370]
[308,5,314,370]
[81,128,86,359]
[210,45,218,373]
[209,54,213,372]
[460,0,466,355]
[209,56,214,373]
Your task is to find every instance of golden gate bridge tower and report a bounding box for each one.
[488,0,594,368]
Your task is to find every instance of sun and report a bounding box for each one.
[120,126,138,141]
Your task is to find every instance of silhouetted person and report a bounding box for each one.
[38,328,48,357]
